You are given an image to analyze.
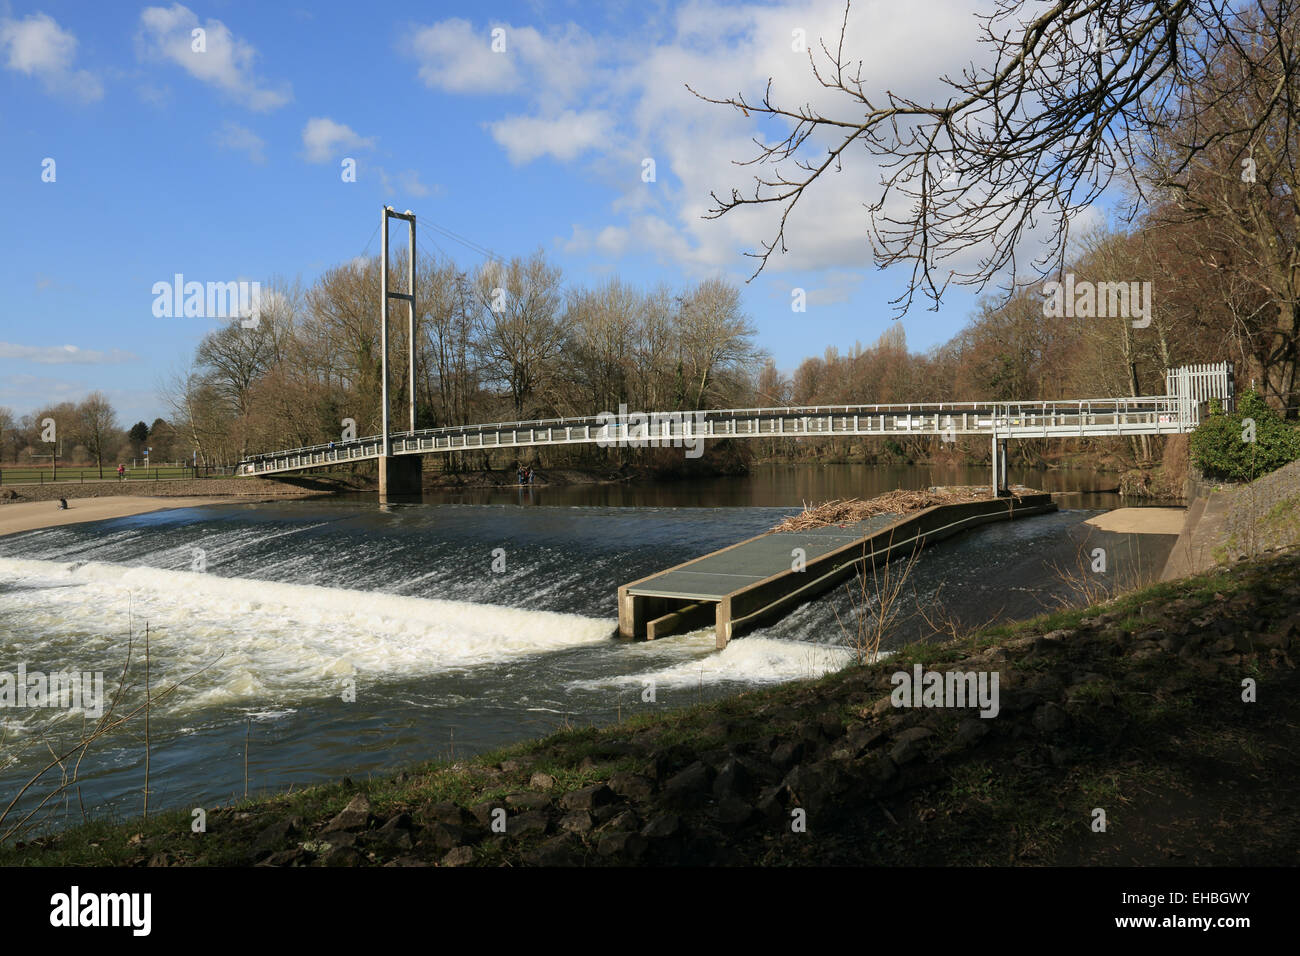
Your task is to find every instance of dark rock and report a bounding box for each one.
[558,810,594,834]
[604,808,640,832]
[608,771,655,801]
[783,761,842,813]
[524,834,580,866]
[640,813,681,840]
[1158,633,1186,653]
[954,718,990,748]
[664,761,713,796]
[712,757,753,801]
[322,845,365,867]
[700,747,731,771]
[846,724,886,755]
[469,802,502,827]
[254,815,300,850]
[321,830,358,848]
[771,740,804,771]
[715,797,754,828]
[261,848,308,867]
[379,812,412,832]
[364,829,412,853]
[508,811,550,839]
[324,794,371,833]
[419,822,471,851]
[441,846,474,867]
[755,784,791,820]
[558,784,614,811]
[818,712,843,740]
[506,791,552,811]
[422,801,474,827]
[597,831,647,859]
[889,726,934,765]
[647,744,698,780]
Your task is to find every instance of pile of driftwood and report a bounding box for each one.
[770,486,1036,533]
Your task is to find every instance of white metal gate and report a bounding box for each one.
[1165,362,1235,427]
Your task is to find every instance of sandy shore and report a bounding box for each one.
[0,496,231,537]
[1084,507,1185,535]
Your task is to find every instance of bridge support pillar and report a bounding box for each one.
[379,455,422,500]
[990,436,1010,497]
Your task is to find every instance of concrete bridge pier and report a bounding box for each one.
[991,436,1010,497]
[379,455,422,500]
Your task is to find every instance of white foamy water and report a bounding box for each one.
[570,633,856,690]
[0,557,614,715]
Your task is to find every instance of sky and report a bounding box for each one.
[0,0,1090,426]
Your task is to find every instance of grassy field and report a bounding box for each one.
[0,466,198,485]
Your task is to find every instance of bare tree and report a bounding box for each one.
[1140,2,1300,411]
[473,250,565,419]
[677,278,762,409]
[689,1,1284,315]
[73,392,119,478]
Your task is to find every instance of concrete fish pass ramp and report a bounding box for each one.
[618,495,1058,649]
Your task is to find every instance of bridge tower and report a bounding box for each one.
[378,206,423,500]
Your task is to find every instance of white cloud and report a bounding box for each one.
[407,2,993,281]
[137,3,290,111]
[0,13,103,101]
[214,120,265,164]
[301,117,374,163]
[376,167,437,198]
[490,110,611,164]
[406,18,521,94]
[0,342,137,365]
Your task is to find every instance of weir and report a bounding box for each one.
[617,495,1057,648]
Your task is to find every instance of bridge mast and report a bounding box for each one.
[378,206,422,499]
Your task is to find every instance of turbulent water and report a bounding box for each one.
[0,465,1176,828]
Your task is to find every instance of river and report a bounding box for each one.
[0,464,1177,830]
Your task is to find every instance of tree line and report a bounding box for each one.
[0,398,182,474]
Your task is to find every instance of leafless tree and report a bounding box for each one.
[72,392,120,478]
[689,0,1285,316]
[472,250,566,419]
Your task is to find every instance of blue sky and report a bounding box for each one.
[0,0,1046,426]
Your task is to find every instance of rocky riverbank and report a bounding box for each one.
[7,544,1296,867]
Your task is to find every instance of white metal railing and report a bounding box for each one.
[237,363,1235,476]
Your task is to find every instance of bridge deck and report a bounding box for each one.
[237,398,1200,477]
